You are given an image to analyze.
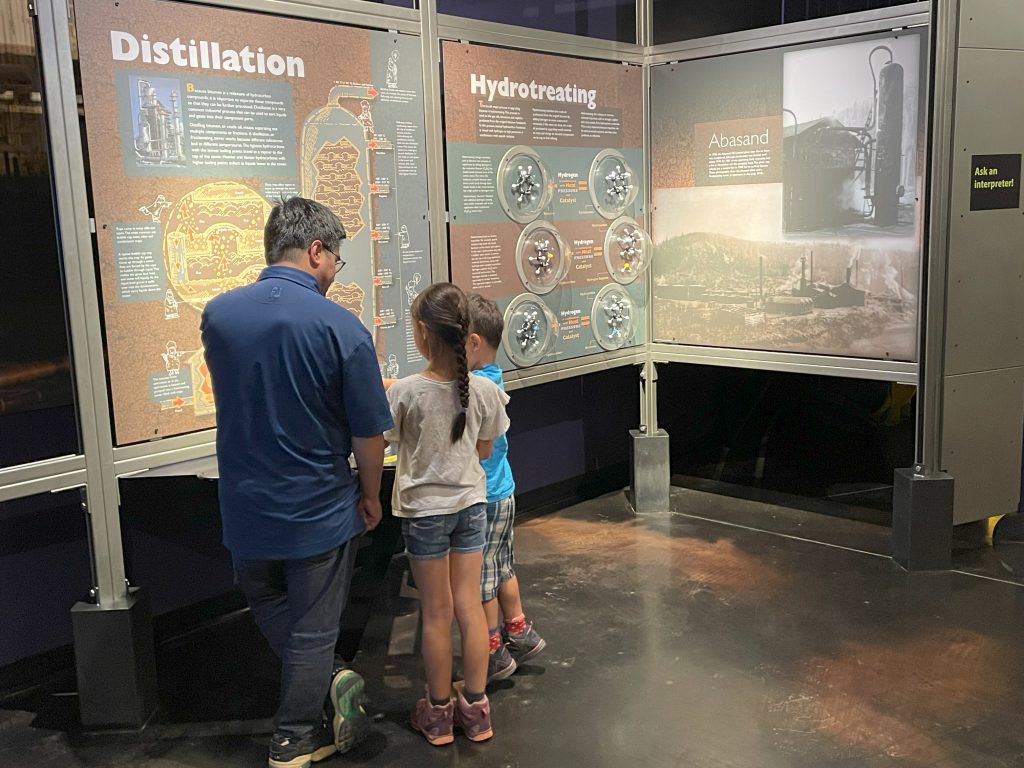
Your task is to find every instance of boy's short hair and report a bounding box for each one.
[466,293,503,350]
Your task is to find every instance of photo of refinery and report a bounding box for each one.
[652,229,918,359]
[128,75,187,166]
[782,35,921,238]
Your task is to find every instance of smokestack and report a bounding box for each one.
[800,256,806,292]
[760,254,764,304]
[846,266,852,285]
[810,251,814,285]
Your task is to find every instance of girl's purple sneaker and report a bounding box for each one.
[453,682,493,742]
[411,690,455,746]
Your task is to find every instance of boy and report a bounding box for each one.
[466,293,546,683]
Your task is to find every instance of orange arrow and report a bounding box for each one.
[368,141,378,149]
[367,88,378,96]
[172,397,185,407]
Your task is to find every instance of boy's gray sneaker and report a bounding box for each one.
[486,643,517,683]
[505,623,546,664]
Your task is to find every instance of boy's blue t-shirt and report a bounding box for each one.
[471,363,515,503]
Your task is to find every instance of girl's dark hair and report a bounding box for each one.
[412,282,470,443]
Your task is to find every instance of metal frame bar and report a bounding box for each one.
[503,348,644,392]
[651,343,919,384]
[647,2,929,64]
[37,0,127,606]
[419,0,449,280]
[636,0,652,49]
[640,14,657,434]
[112,432,217,476]
[916,0,959,471]
[0,456,87,502]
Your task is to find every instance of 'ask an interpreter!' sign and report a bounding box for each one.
[971,154,1022,211]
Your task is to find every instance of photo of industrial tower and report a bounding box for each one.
[129,75,187,166]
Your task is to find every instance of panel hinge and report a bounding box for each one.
[27,0,38,18]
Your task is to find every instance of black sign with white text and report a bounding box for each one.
[971,154,1022,211]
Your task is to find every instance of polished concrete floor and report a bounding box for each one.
[5,487,1024,767]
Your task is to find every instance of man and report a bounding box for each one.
[201,197,392,768]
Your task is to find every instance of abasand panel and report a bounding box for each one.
[650,28,927,363]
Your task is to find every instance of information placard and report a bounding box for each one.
[651,31,927,362]
[77,0,431,444]
[970,154,1022,211]
[442,43,647,369]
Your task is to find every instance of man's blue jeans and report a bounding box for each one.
[234,539,358,739]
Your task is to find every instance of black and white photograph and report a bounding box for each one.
[782,34,921,238]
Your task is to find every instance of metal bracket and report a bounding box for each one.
[80,490,100,605]
[27,0,37,17]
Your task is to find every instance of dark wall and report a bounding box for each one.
[657,362,914,520]
[0,491,91,670]
[653,0,919,44]
[508,365,639,499]
[0,175,79,464]
[437,0,636,42]
[0,176,70,364]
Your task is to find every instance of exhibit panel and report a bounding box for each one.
[76,0,432,445]
[442,41,649,371]
[650,28,928,364]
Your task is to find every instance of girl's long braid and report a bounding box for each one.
[451,329,470,442]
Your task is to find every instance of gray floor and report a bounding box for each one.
[5,487,1024,767]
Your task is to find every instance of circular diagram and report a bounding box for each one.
[515,222,570,295]
[589,149,638,220]
[592,284,638,350]
[604,217,650,285]
[502,294,558,368]
[497,146,552,224]
[164,181,271,311]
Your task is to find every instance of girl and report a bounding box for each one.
[384,282,510,745]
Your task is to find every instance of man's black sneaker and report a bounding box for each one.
[268,722,335,768]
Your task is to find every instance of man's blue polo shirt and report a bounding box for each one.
[200,265,393,561]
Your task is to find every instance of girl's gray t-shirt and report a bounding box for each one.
[385,373,510,518]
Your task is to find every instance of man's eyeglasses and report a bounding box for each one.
[324,246,346,272]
